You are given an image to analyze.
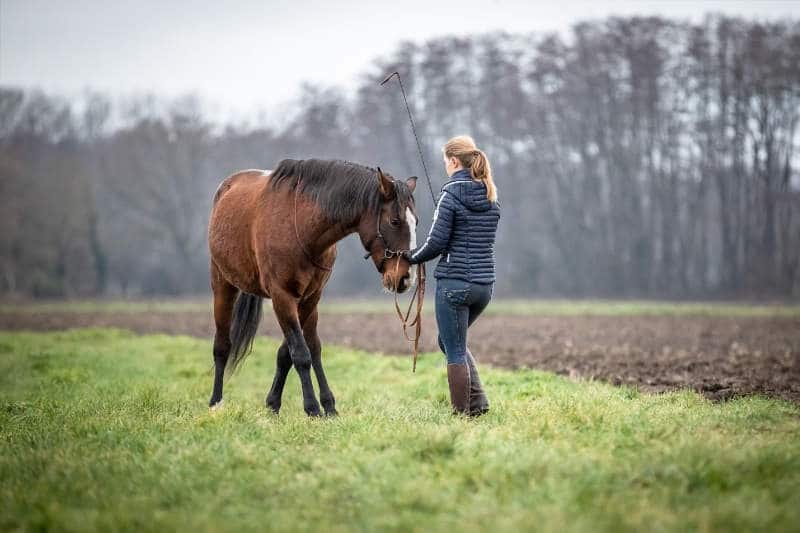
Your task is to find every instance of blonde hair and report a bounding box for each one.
[442,135,497,202]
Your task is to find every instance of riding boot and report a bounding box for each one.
[446,362,471,415]
[466,350,489,416]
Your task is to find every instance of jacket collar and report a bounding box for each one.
[448,168,472,182]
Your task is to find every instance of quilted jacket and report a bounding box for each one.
[408,168,500,284]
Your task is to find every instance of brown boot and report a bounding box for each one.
[447,362,471,415]
[466,350,489,416]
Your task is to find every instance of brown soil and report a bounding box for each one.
[2,310,798,404]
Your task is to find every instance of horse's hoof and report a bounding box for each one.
[305,406,322,417]
[209,399,224,411]
[324,409,338,417]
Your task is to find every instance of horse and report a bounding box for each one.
[206,158,418,416]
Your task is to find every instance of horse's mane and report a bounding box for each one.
[267,158,414,223]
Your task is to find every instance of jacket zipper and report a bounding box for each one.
[446,253,450,263]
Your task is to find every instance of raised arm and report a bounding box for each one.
[408,191,456,264]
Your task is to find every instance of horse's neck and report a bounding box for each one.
[312,220,353,251]
[301,203,372,255]
[302,212,363,255]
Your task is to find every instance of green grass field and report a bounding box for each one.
[2,297,800,317]
[1,329,799,532]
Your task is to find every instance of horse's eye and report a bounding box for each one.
[390,218,401,227]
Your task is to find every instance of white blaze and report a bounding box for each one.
[406,207,418,287]
[406,207,417,249]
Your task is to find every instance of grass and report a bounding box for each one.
[2,297,800,317]
[1,330,799,532]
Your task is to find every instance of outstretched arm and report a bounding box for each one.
[408,191,455,264]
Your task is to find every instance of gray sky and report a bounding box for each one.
[2,0,798,123]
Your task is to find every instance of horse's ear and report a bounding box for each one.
[406,176,418,192]
[377,167,395,200]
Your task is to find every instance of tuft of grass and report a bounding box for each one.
[2,297,800,317]
[1,329,799,532]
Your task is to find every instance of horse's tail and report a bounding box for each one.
[225,292,264,376]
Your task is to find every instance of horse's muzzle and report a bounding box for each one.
[396,274,411,294]
[383,270,411,294]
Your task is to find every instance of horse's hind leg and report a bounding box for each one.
[303,308,337,416]
[209,263,238,408]
[265,341,292,413]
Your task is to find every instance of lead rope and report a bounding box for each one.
[392,258,426,372]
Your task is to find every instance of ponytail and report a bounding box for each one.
[470,149,497,203]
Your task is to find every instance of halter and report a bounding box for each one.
[362,229,408,273]
[361,192,410,273]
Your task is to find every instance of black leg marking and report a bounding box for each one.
[266,342,292,413]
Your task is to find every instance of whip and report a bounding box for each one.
[380,71,436,204]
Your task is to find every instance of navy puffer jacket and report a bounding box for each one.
[409,168,500,284]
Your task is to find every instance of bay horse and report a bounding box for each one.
[207,158,418,416]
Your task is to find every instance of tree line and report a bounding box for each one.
[1,15,798,299]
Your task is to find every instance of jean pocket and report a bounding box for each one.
[444,285,471,305]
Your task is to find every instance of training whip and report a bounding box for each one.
[380,71,436,203]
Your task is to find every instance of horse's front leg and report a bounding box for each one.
[302,308,336,416]
[271,289,322,417]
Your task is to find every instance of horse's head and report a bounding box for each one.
[360,167,418,293]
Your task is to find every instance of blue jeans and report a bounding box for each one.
[435,278,494,365]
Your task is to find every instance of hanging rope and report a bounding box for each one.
[392,259,426,372]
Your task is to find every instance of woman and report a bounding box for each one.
[405,135,500,416]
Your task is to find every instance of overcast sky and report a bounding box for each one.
[2,0,798,123]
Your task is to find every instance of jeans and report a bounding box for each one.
[435,277,494,365]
